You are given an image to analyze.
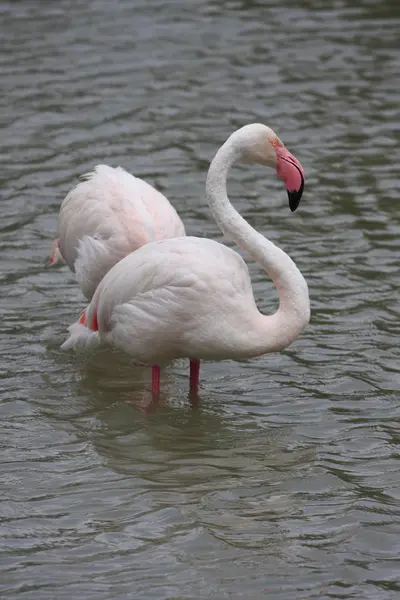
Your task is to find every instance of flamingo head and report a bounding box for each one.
[238,124,305,212]
[48,238,66,266]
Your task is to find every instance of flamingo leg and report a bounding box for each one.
[152,365,161,394]
[189,359,200,393]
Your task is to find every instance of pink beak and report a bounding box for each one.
[275,146,305,212]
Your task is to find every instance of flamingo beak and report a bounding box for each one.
[275,147,305,212]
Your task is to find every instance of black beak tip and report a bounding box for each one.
[288,190,301,212]
[287,174,304,212]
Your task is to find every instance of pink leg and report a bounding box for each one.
[189,359,200,393]
[152,365,160,394]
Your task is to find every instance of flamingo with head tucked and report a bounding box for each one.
[49,165,185,299]
[62,124,310,394]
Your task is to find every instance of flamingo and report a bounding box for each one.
[62,124,310,394]
[48,165,185,299]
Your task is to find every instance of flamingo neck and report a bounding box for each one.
[205,133,310,353]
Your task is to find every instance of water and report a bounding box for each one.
[1,0,399,598]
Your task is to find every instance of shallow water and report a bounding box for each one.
[1,1,400,598]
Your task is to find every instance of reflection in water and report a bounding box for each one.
[1,0,400,598]
[69,356,309,562]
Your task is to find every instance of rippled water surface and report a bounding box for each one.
[1,1,400,598]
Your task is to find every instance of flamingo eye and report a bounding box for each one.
[270,136,283,148]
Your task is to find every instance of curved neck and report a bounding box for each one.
[206,136,310,352]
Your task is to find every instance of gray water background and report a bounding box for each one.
[1,1,399,598]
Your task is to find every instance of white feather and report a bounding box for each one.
[60,321,101,352]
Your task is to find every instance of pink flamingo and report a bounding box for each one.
[62,124,310,394]
[48,165,185,300]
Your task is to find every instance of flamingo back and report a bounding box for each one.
[57,165,185,299]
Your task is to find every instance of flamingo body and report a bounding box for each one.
[75,236,266,364]
[54,165,185,299]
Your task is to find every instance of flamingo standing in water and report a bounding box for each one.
[49,165,185,300]
[62,124,310,394]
